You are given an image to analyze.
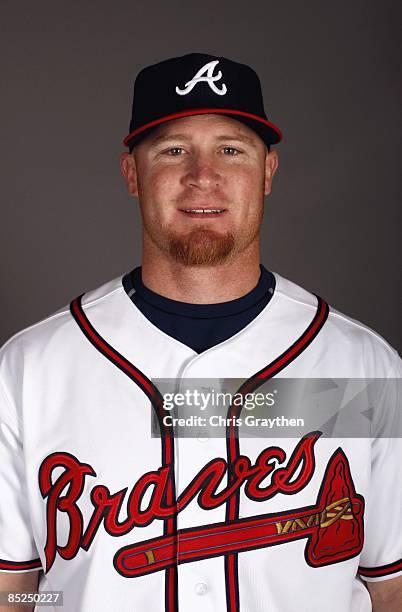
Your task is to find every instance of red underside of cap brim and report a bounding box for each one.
[123,107,283,147]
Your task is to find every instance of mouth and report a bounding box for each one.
[179,207,227,218]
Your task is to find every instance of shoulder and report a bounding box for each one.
[272,271,401,377]
[0,274,125,374]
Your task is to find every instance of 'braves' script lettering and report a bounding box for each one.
[39,432,321,572]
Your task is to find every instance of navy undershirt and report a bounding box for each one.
[122,265,275,354]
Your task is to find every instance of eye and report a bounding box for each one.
[166,147,184,156]
[222,147,240,155]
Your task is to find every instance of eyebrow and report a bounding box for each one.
[215,134,257,147]
[149,132,258,148]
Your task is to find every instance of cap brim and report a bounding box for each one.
[123,107,282,150]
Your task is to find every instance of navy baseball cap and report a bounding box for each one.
[123,53,282,152]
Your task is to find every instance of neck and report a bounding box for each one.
[140,241,261,304]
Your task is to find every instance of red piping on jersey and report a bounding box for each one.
[70,296,178,612]
[0,558,42,571]
[123,107,283,146]
[225,295,329,612]
[70,298,154,396]
[358,558,402,578]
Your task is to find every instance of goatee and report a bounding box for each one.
[168,228,235,266]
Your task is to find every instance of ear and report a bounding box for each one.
[120,152,139,197]
[264,149,279,196]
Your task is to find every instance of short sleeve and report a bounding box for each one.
[358,353,402,582]
[0,374,41,572]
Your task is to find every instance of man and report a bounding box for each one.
[0,53,400,611]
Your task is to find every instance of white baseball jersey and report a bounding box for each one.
[0,269,401,612]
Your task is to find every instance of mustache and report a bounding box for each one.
[175,192,230,208]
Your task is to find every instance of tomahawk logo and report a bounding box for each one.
[175,60,227,96]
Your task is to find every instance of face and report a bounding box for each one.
[120,114,278,266]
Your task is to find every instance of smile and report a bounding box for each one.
[181,209,226,216]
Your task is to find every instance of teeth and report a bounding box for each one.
[184,209,224,213]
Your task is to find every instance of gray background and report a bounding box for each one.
[1,1,401,352]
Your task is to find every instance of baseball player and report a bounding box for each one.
[0,53,401,612]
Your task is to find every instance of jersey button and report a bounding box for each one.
[197,434,209,443]
[194,582,208,596]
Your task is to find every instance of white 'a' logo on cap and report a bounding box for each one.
[175,60,227,96]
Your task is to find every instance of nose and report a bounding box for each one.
[182,153,222,191]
